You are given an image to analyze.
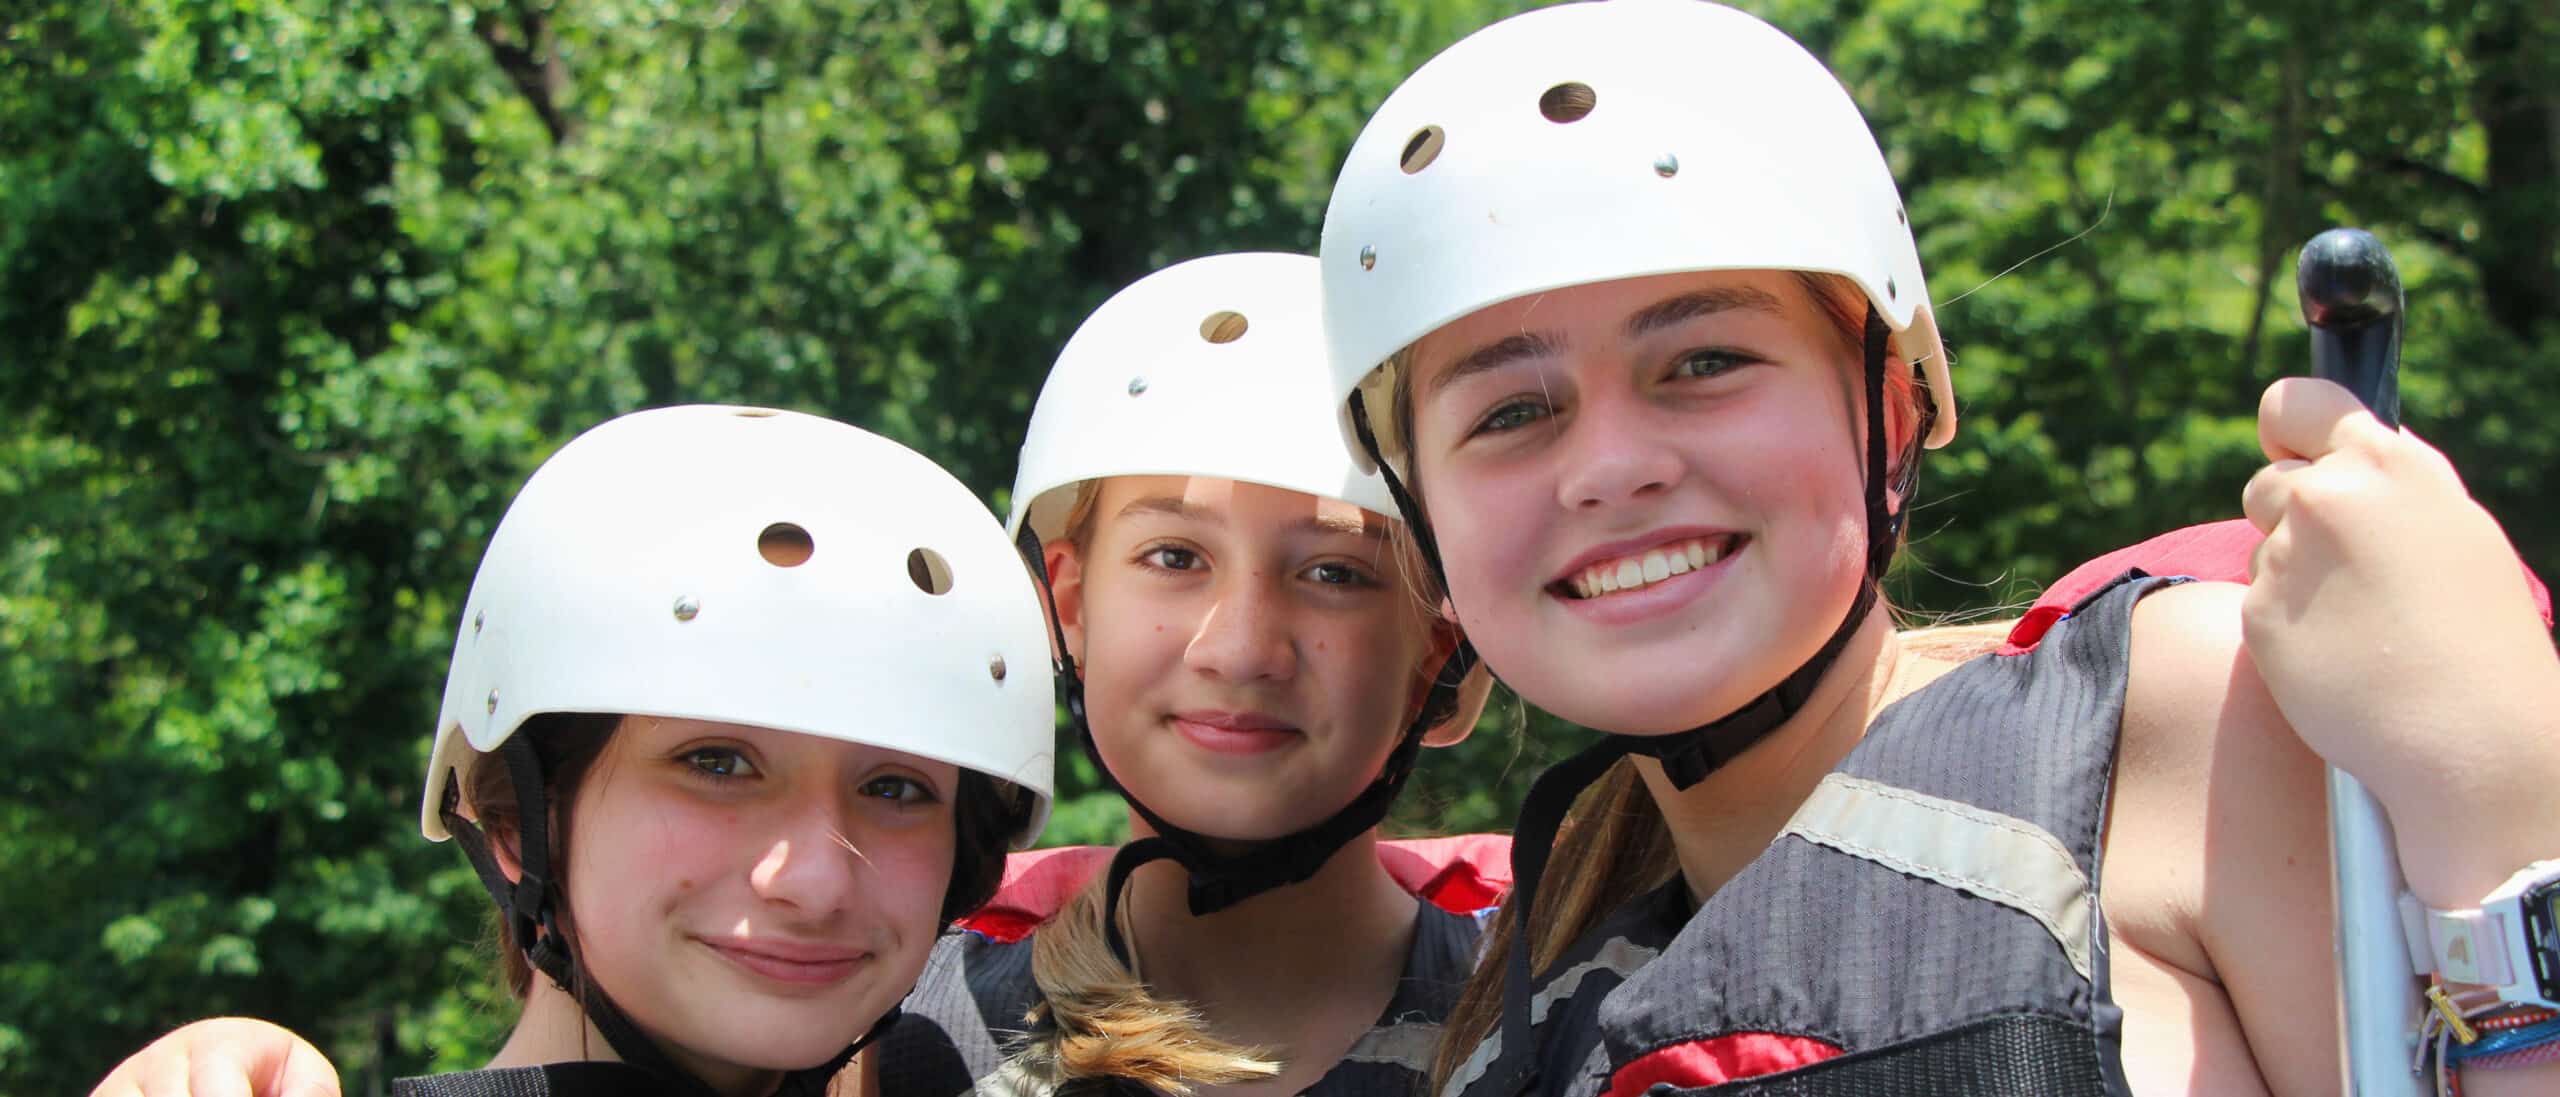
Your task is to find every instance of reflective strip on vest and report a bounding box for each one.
[1780,772,2095,981]
[1441,935,1661,1096]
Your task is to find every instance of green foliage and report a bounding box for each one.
[3,0,2551,1093]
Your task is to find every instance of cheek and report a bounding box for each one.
[863,819,957,930]
[1417,466,1545,615]
[1079,589,1195,738]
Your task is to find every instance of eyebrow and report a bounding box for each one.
[1116,495,1216,525]
[1300,511,1385,541]
[1624,286,1786,339]
[1115,494,1384,541]
[1422,286,1787,399]
[1424,330,1565,399]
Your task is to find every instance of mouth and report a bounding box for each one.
[701,938,869,987]
[1170,710,1303,755]
[1551,533,1748,601]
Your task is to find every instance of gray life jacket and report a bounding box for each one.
[1448,572,2176,1097]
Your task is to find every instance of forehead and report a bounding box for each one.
[1092,474,1389,534]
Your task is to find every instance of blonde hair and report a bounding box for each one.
[1412,272,1939,1094]
[999,876,1282,1095]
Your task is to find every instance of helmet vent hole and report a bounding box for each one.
[1539,82,1597,124]
[907,548,954,595]
[1398,125,1445,174]
[759,523,815,567]
[1199,310,1250,344]
[733,408,780,418]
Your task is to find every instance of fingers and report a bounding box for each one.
[2257,377,2382,463]
[264,1036,341,1097]
[2241,458,2311,536]
[88,1019,339,1097]
[188,1047,260,1097]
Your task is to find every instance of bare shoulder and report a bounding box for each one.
[2108,579,2340,1095]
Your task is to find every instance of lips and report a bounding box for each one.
[700,937,868,987]
[1553,533,1747,600]
[1170,710,1302,755]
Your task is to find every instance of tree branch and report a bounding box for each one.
[473,4,577,146]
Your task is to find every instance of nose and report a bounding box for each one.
[1554,389,1682,512]
[747,796,864,915]
[1182,571,1297,683]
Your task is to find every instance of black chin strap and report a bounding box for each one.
[1355,306,1927,1093]
[442,738,886,1097]
[1014,519,1475,967]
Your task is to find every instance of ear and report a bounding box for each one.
[482,814,528,886]
[1041,537,1089,670]
[1413,619,1493,748]
[1881,350,1923,511]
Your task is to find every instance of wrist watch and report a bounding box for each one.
[2401,859,2560,1008]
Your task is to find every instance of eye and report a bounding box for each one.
[1139,544,1202,572]
[1303,560,1382,588]
[1468,396,1551,438]
[681,747,758,781]
[1671,348,1758,380]
[859,774,940,807]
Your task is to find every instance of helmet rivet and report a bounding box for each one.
[486,689,499,714]
[1653,153,1679,178]
[989,654,1008,683]
[1886,277,1899,300]
[472,610,484,636]
[1359,245,1377,271]
[673,595,701,621]
[1127,376,1148,397]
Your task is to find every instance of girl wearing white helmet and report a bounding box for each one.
[91,406,1058,1097]
[1317,2,2560,1096]
[871,251,1500,1097]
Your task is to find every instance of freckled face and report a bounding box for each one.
[1402,269,1872,734]
[560,718,956,1080]
[1053,476,1438,841]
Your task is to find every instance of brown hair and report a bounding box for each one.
[464,712,621,999]
[1399,271,1937,1093]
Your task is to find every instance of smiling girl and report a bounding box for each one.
[1314,2,2560,1095]
[92,406,1056,1097]
[875,252,1498,1097]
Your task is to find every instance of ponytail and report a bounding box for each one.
[1426,758,1677,1096]
[996,871,1282,1095]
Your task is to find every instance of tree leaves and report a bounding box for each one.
[4,1,2549,1092]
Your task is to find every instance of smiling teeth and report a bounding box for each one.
[1570,538,1729,599]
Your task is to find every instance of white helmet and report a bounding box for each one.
[1009,252,1399,543]
[425,405,1055,848]
[1319,0,1958,473]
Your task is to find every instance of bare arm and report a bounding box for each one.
[2117,377,2560,1095]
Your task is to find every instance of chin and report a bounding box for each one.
[687,999,887,1072]
[1156,794,1336,844]
[1499,654,1751,736]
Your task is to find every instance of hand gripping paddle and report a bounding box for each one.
[2297,227,2425,1096]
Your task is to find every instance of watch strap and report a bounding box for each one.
[2401,891,2518,986]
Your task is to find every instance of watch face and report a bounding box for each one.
[2528,877,2560,1004]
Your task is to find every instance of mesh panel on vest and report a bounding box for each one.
[393,1062,684,1097]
